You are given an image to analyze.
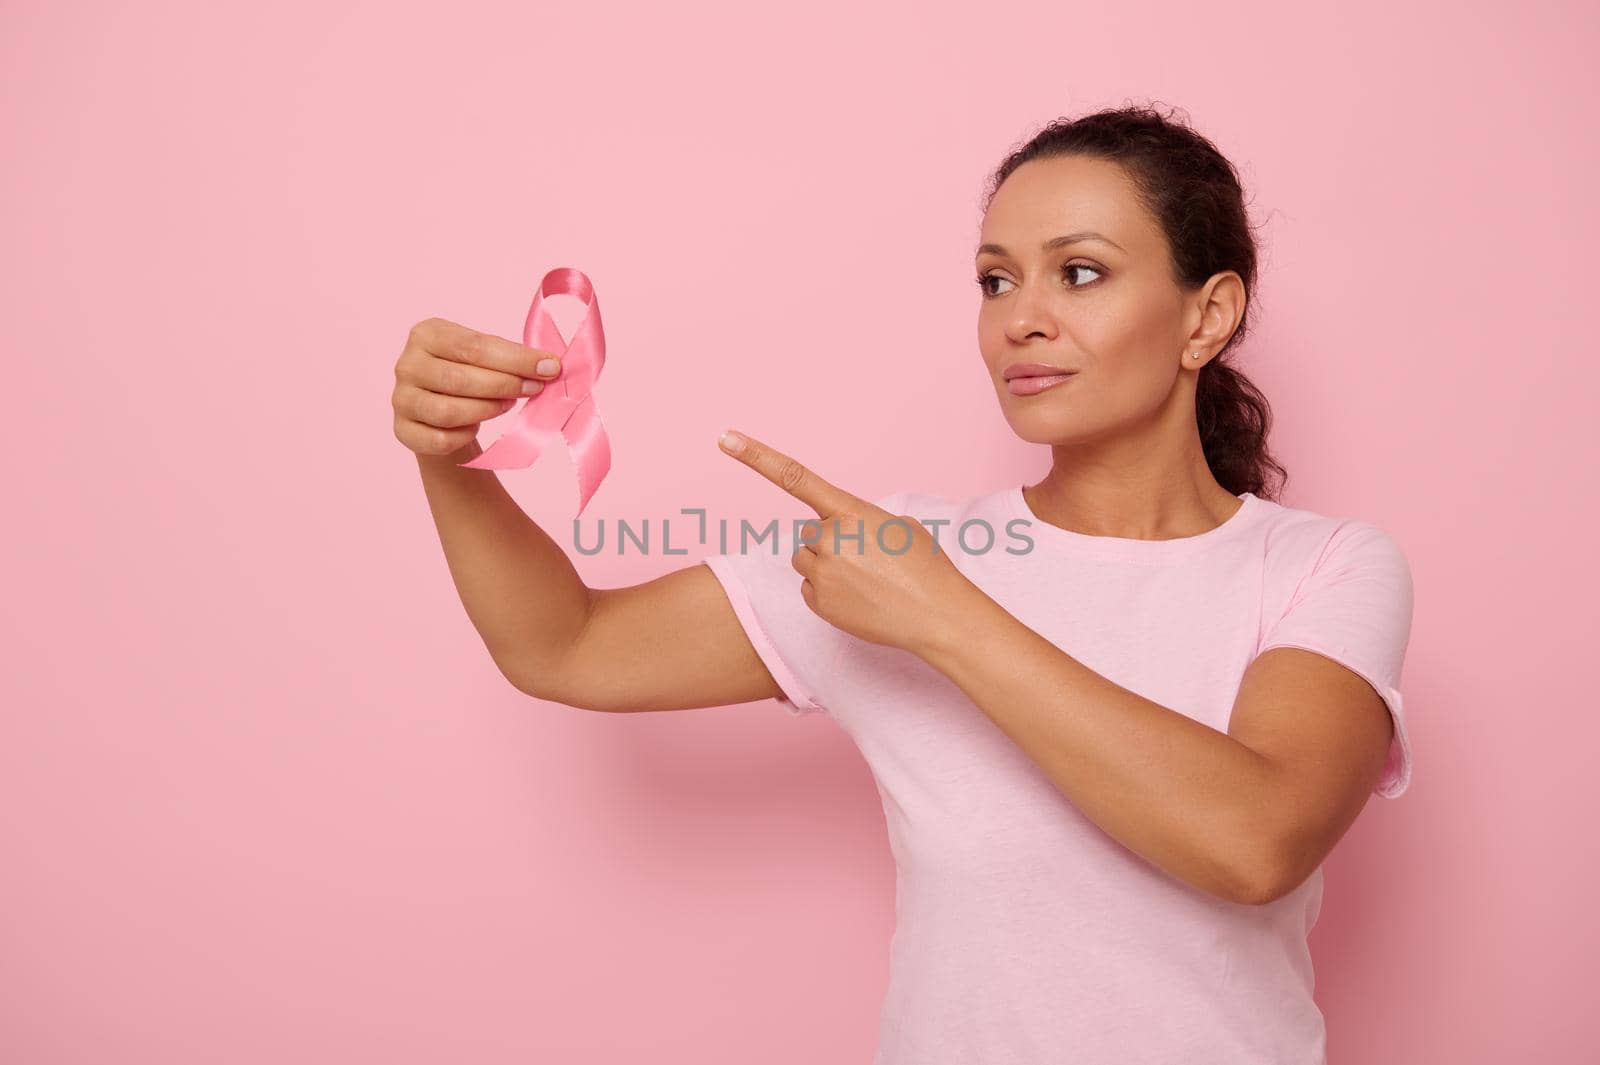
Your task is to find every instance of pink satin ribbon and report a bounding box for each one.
[460,267,611,516]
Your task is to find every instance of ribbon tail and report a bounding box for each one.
[460,413,554,470]
[563,392,612,516]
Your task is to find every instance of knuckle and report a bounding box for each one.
[456,331,487,365]
[437,361,469,397]
[408,317,444,353]
[396,420,429,453]
[420,391,453,428]
[775,458,807,493]
[394,344,420,381]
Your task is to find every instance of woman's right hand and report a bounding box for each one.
[391,317,565,457]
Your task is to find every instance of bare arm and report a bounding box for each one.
[548,564,789,713]
[400,318,781,712]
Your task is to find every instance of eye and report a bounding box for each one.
[975,273,1013,298]
[974,262,1104,299]
[1064,263,1103,286]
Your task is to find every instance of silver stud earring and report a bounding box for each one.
[1190,351,1202,359]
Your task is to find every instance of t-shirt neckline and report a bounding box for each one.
[1005,485,1262,562]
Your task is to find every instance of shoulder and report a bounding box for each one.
[1253,495,1413,592]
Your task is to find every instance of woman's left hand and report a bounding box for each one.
[717,429,976,655]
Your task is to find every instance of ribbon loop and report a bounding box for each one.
[460,267,612,516]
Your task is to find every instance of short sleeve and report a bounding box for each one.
[701,543,828,715]
[700,491,909,717]
[1258,520,1417,798]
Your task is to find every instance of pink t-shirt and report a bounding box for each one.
[700,485,1415,1065]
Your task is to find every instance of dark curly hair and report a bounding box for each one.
[982,102,1287,500]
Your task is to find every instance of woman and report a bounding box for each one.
[392,105,1415,1065]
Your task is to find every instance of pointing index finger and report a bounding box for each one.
[718,430,858,517]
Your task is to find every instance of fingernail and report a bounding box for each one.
[521,379,544,395]
[719,430,745,454]
[536,358,560,376]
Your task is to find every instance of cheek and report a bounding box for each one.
[976,312,1006,367]
[1070,300,1173,376]
[1060,313,1180,420]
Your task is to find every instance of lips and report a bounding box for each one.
[1007,372,1077,396]
[1002,362,1078,396]
[1002,361,1076,380]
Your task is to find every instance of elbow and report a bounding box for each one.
[501,657,616,713]
[502,592,614,711]
[1230,861,1292,907]
[1227,839,1310,907]
[501,664,546,701]
[504,671,594,711]
[491,649,545,701]
[494,639,595,710]
[497,655,582,709]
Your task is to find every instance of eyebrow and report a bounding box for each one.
[976,231,1125,258]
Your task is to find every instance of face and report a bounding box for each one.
[975,154,1196,446]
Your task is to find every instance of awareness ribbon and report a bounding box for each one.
[460,267,612,516]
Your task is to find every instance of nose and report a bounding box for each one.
[1003,282,1060,344]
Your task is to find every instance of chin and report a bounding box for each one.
[1000,405,1085,445]
[992,391,1081,441]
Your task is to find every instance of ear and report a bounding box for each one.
[1183,270,1246,367]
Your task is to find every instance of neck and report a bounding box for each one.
[1027,392,1240,541]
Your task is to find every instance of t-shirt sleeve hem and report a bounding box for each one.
[1258,639,1413,799]
[700,557,827,715]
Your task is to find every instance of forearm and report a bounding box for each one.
[415,437,593,688]
[910,582,1284,905]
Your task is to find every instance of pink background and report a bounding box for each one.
[2,1,1593,1061]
